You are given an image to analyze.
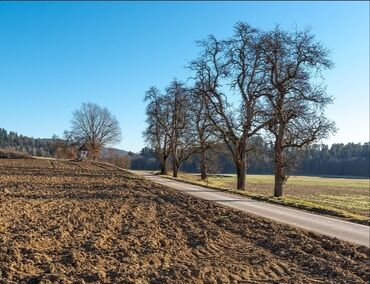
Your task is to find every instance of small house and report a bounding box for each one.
[78,144,88,160]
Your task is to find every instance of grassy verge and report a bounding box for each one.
[159,173,370,226]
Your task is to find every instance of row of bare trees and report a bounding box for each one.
[144,22,336,197]
[144,81,218,178]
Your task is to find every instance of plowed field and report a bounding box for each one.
[0,159,368,283]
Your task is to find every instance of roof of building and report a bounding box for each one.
[78,144,88,151]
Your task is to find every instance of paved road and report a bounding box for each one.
[131,170,370,247]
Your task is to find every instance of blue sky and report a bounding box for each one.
[0,1,368,152]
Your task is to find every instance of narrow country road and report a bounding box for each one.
[131,170,370,247]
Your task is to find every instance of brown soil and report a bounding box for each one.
[0,159,369,283]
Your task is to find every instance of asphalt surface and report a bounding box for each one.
[131,170,370,247]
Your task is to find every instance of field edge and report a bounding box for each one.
[156,173,370,226]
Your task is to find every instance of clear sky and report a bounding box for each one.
[0,1,368,152]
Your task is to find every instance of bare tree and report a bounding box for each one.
[189,84,219,180]
[144,82,197,177]
[69,103,121,160]
[190,23,269,190]
[262,26,336,197]
[144,87,172,174]
[166,80,197,177]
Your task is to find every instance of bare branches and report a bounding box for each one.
[143,86,172,174]
[144,80,198,176]
[189,84,221,179]
[69,103,121,160]
[166,80,198,177]
[262,26,336,196]
[144,22,335,195]
[190,22,271,190]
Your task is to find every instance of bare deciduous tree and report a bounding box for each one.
[191,23,270,190]
[166,80,197,178]
[70,103,121,160]
[262,27,336,197]
[144,87,172,174]
[144,82,197,177]
[189,84,220,180]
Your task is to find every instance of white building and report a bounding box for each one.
[78,144,88,160]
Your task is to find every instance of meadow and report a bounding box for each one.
[164,173,370,224]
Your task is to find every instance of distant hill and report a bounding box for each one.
[99,147,138,158]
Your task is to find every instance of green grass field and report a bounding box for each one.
[164,173,370,225]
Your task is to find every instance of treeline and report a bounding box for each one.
[131,142,370,177]
[0,127,131,169]
[1,127,368,177]
[0,128,55,157]
[299,143,369,177]
[0,128,131,168]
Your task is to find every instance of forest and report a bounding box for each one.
[0,128,55,157]
[0,127,368,177]
[131,142,370,178]
[0,128,370,177]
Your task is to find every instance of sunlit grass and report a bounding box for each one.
[163,172,370,225]
[200,174,370,188]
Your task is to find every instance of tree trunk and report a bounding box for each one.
[90,141,101,161]
[173,161,180,178]
[159,156,167,175]
[234,137,248,190]
[274,139,284,197]
[92,148,98,161]
[236,161,246,190]
[200,146,207,181]
[235,146,247,190]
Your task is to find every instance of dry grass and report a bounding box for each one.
[0,159,369,283]
[163,173,370,224]
[0,148,31,159]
